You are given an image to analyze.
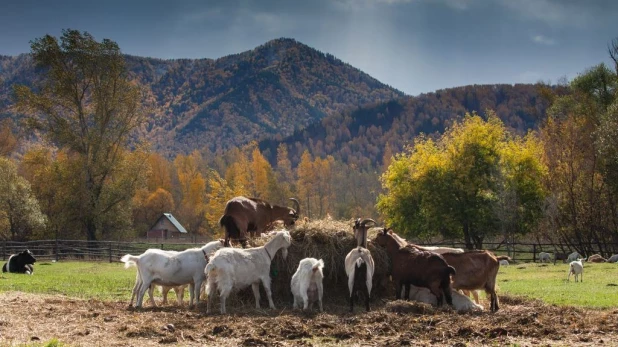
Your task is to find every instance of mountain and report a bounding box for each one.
[0,38,404,155]
[258,83,551,168]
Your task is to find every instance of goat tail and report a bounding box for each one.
[204,262,216,276]
[219,215,241,239]
[447,265,456,276]
[313,259,325,272]
[120,254,139,269]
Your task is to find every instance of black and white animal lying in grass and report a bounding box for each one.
[2,250,37,275]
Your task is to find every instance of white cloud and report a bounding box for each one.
[532,35,556,46]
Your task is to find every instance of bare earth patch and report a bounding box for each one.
[1,292,617,346]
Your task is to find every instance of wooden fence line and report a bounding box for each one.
[2,239,617,263]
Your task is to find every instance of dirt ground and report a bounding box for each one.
[1,292,617,347]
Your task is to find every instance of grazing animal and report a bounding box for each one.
[373,228,455,307]
[126,248,189,307]
[567,259,584,282]
[291,258,325,312]
[205,230,292,314]
[352,218,377,248]
[389,232,501,312]
[407,285,484,312]
[587,254,607,263]
[499,259,509,266]
[219,196,300,247]
[607,254,618,263]
[538,252,551,263]
[345,246,375,312]
[553,252,568,265]
[2,250,36,275]
[120,240,224,308]
[567,251,583,263]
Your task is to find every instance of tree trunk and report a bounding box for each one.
[463,222,473,250]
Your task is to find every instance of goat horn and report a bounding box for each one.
[289,198,300,216]
[360,218,376,227]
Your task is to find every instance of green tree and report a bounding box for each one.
[0,157,47,241]
[14,29,146,241]
[378,113,546,249]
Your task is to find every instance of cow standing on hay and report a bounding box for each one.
[219,196,301,248]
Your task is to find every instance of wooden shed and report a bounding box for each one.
[147,213,188,240]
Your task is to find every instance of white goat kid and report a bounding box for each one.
[205,230,292,314]
[121,240,223,308]
[567,259,584,282]
[291,258,325,312]
[407,285,484,312]
[538,252,551,263]
[567,252,583,263]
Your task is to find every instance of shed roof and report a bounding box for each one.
[150,213,188,234]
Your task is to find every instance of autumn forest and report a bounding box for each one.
[1,30,617,254]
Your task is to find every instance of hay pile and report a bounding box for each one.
[245,219,391,304]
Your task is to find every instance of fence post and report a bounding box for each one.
[108,242,112,263]
[532,244,536,263]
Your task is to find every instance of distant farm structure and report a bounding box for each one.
[146,213,188,241]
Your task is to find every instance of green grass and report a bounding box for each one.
[1,260,618,309]
[0,261,135,301]
[497,262,618,308]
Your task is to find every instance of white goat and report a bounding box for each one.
[121,240,223,308]
[608,254,618,263]
[538,252,551,263]
[126,249,186,307]
[567,259,584,282]
[417,246,464,254]
[406,285,484,312]
[499,259,509,266]
[291,258,325,312]
[567,252,583,262]
[205,230,292,314]
[345,246,375,312]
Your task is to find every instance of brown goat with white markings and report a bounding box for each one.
[219,196,300,248]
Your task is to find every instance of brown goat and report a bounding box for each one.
[373,228,455,307]
[439,251,502,312]
[390,232,503,312]
[587,254,607,263]
[219,196,300,248]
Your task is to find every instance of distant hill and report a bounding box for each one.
[258,84,551,168]
[0,38,404,155]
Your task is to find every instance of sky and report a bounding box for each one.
[1,0,616,96]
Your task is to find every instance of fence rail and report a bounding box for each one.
[2,239,617,263]
[0,239,211,263]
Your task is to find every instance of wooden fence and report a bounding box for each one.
[2,239,617,263]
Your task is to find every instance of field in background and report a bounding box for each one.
[1,260,618,308]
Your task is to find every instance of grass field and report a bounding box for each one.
[1,260,617,308]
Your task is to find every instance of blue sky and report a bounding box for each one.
[1,0,616,95]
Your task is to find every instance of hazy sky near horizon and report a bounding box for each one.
[1,0,616,95]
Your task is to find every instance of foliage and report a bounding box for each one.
[377,113,547,249]
[14,29,148,241]
[539,62,618,254]
[0,157,46,240]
